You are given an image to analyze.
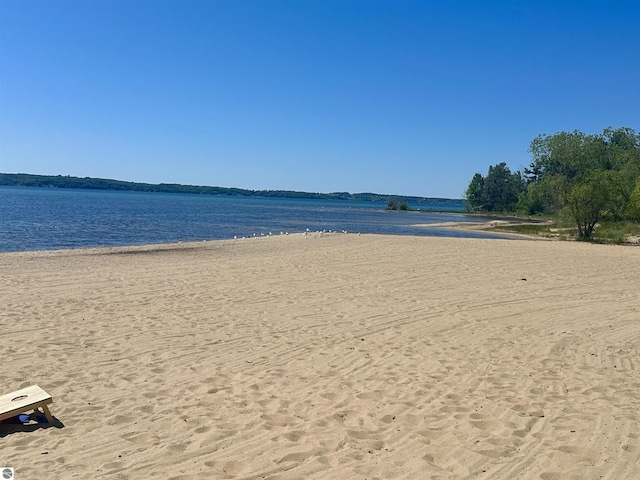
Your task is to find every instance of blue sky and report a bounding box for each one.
[1,1,639,198]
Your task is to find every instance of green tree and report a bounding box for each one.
[519,174,568,215]
[562,171,613,239]
[386,198,399,210]
[627,178,640,221]
[472,162,524,212]
[520,127,640,221]
[601,127,640,171]
[466,126,640,240]
[465,173,485,211]
[526,130,604,183]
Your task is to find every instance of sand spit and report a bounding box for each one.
[413,221,554,240]
[1,234,639,479]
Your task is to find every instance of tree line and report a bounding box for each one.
[0,173,464,208]
[465,127,640,239]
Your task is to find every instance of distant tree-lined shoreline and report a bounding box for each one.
[0,173,464,208]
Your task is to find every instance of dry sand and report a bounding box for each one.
[1,234,639,479]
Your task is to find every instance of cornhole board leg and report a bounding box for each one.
[40,404,54,424]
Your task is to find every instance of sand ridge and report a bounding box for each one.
[1,234,639,479]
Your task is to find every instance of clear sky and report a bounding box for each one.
[1,0,639,198]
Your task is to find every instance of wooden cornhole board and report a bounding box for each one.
[0,385,54,424]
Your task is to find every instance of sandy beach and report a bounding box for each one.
[1,234,639,479]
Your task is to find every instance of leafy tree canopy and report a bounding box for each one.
[466,126,640,239]
[465,162,525,212]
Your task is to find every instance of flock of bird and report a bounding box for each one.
[233,228,358,240]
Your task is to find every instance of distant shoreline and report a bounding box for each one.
[0,173,465,209]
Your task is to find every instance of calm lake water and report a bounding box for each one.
[0,186,503,252]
